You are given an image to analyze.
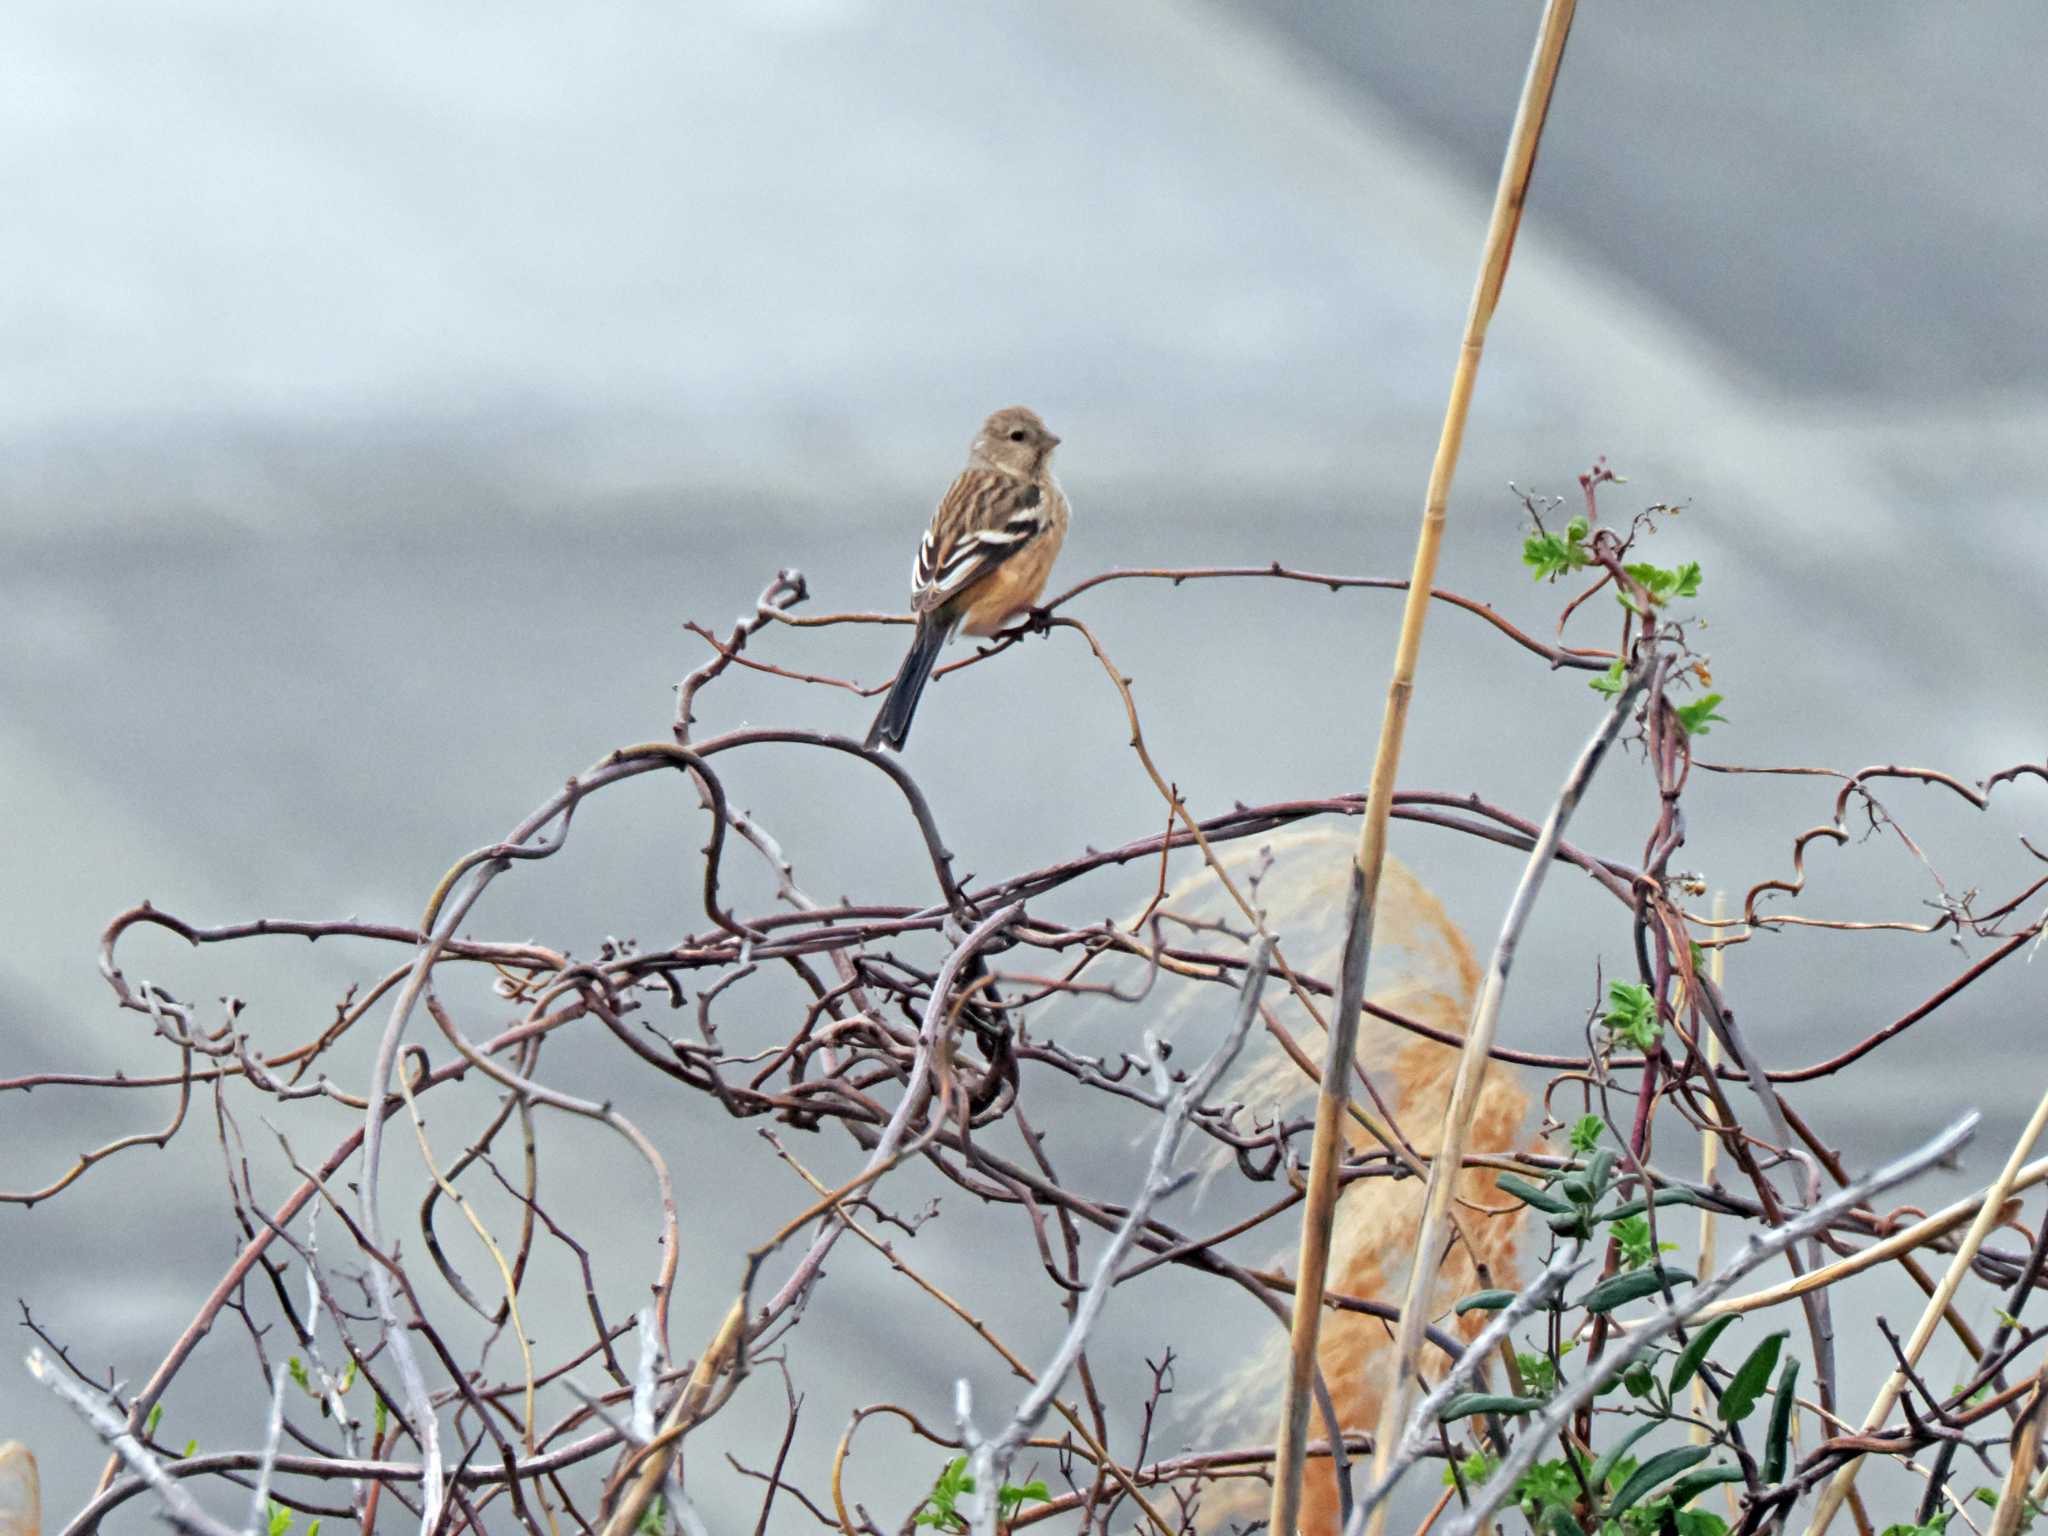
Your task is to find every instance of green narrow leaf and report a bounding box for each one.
[1588,1419,1662,1495]
[1595,1188,1707,1225]
[1665,1463,1743,1509]
[144,1402,163,1438]
[1453,1289,1518,1316]
[1667,1315,1739,1397]
[1496,1173,1573,1215]
[1763,1355,1801,1483]
[1568,1148,1617,1204]
[1437,1392,1547,1422]
[1719,1330,1788,1423]
[1608,1445,1712,1517]
[1579,1266,1695,1315]
[1545,1207,1595,1237]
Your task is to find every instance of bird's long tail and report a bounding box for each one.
[865,616,946,751]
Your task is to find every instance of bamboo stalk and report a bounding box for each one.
[1692,897,1726,1441]
[1990,1352,2048,1536]
[1675,1154,2048,1321]
[1806,1075,2048,1534]
[1264,5,1579,1532]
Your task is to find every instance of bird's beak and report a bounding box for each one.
[1046,434,1062,447]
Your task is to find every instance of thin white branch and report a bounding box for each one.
[359,864,500,1535]
[962,940,1272,1535]
[294,1210,364,1515]
[26,1350,241,1536]
[1436,1111,1979,1536]
[243,1363,290,1536]
[1349,1239,1592,1528]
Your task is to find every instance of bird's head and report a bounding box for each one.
[970,406,1061,477]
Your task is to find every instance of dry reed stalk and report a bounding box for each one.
[1188,834,1528,1536]
[1265,4,1579,1530]
[1691,899,1727,1444]
[1806,1076,2048,1534]
[1351,664,1640,1531]
[1990,1353,2048,1536]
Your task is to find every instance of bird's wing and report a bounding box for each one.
[912,473,1045,611]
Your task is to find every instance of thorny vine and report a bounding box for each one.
[11,466,2048,1536]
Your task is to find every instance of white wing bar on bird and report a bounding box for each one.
[913,509,1046,606]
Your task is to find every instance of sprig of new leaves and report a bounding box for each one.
[1522,496,1728,737]
[914,1456,1050,1532]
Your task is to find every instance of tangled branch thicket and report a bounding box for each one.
[11,469,2048,1536]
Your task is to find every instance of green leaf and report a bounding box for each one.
[287,1356,310,1392]
[1579,1266,1695,1315]
[1602,981,1661,1052]
[267,1501,294,1536]
[1589,658,1628,697]
[636,1496,670,1536]
[916,1457,975,1528]
[1674,694,1728,737]
[1437,1392,1547,1422]
[1588,1420,1662,1494]
[1442,1450,1497,1489]
[1585,1148,1619,1201]
[1596,1188,1707,1225]
[1453,1289,1518,1316]
[1610,1214,1676,1271]
[1607,1445,1711,1517]
[1719,1330,1788,1423]
[1621,559,1703,606]
[1570,1114,1606,1153]
[373,1395,388,1440]
[1523,533,1571,581]
[1524,519,1593,582]
[1763,1355,1800,1483]
[307,1524,321,1536]
[1877,1516,1953,1536]
[1667,1315,1738,1397]
[144,1402,163,1438]
[998,1480,1050,1515]
[1496,1173,1574,1215]
[1516,1350,1561,1396]
[1512,1455,1586,1512]
[1546,1206,1594,1237]
[182,1438,198,1459]
[338,1358,357,1394]
[1664,1464,1743,1509]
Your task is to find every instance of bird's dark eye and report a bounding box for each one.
[1008,429,1027,442]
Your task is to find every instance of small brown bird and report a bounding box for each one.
[865,406,1070,751]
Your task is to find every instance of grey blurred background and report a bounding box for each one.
[6,1,2046,1529]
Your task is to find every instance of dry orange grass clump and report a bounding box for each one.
[1146,829,1529,1534]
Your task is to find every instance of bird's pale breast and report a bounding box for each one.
[957,484,1069,636]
